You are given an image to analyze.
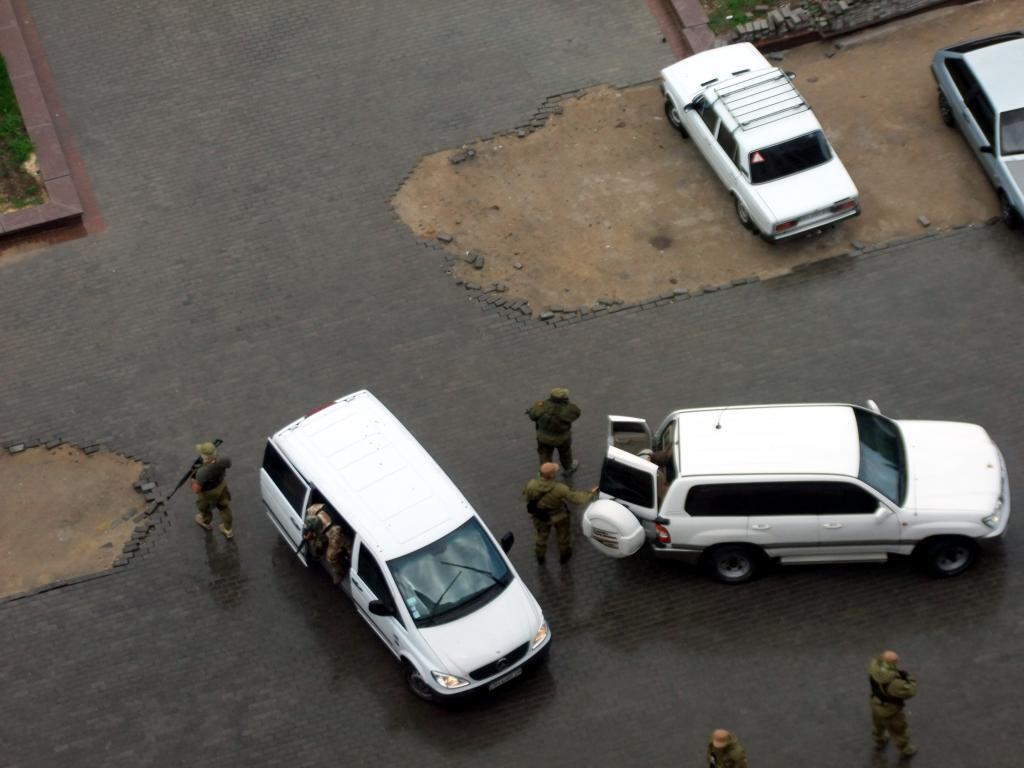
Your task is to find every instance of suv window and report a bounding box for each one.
[600,457,656,508]
[262,442,307,513]
[685,481,876,517]
[943,58,976,98]
[357,547,394,607]
[749,131,832,183]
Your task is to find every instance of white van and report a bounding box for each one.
[582,401,1009,583]
[260,390,550,700]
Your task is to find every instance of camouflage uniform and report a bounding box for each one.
[706,732,748,768]
[869,654,918,756]
[193,443,233,537]
[527,388,581,472]
[522,475,594,562]
[304,505,350,584]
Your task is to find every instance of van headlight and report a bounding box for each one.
[982,513,1001,529]
[532,622,548,649]
[432,672,470,689]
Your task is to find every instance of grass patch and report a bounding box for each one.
[0,55,44,210]
[704,0,779,33]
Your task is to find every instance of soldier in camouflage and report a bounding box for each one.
[869,650,918,759]
[303,503,350,584]
[522,462,596,565]
[706,729,748,768]
[526,387,581,475]
[192,441,233,539]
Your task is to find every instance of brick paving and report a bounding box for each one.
[0,1,1021,767]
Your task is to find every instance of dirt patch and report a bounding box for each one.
[392,0,1011,312]
[0,445,145,598]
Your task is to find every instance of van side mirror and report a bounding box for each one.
[369,600,395,617]
[865,399,881,414]
[499,531,514,553]
[980,145,993,155]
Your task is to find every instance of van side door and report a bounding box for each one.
[260,440,310,559]
[350,540,407,658]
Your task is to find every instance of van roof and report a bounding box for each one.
[672,404,860,478]
[272,390,474,561]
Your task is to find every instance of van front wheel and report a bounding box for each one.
[404,662,436,702]
[704,544,760,584]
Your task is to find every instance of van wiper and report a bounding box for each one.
[433,570,462,608]
[440,560,500,584]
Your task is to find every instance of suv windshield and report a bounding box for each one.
[1000,107,1024,156]
[749,130,832,183]
[854,408,906,505]
[388,517,511,627]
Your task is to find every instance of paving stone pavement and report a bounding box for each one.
[0,2,1022,767]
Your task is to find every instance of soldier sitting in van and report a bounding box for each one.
[303,503,350,584]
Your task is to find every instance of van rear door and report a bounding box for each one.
[260,440,311,560]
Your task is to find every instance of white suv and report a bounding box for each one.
[582,401,1009,583]
[261,391,550,700]
[662,43,860,241]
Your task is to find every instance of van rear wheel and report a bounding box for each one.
[704,545,760,584]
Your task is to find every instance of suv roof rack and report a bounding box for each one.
[713,68,808,131]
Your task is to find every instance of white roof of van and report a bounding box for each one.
[272,390,474,561]
[673,404,860,478]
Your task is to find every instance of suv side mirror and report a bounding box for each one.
[980,145,994,155]
[499,531,515,553]
[369,600,395,617]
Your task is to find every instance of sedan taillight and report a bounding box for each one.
[774,220,798,234]
[831,197,857,213]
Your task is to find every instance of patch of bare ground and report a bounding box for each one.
[0,445,145,597]
[392,0,1012,312]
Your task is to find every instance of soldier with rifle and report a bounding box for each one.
[169,440,234,539]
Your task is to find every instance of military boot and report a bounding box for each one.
[194,513,212,531]
[219,523,234,540]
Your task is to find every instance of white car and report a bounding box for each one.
[661,43,860,241]
[582,401,1009,583]
[261,391,550,700]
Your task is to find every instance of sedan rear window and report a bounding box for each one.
[1000,107,1024,156]
[749,130,832,184]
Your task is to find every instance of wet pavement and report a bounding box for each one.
[0,1,1022,767]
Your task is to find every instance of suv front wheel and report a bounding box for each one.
[704,544,761,584]
[918,536,978,578]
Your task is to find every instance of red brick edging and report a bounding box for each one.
[647,0,717,60]
[0,0,82,235]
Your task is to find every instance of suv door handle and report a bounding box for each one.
[822,522,843,529]
[750,523,772,530]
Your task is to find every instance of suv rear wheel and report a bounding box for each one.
[918,537,978,578]
[704,544,760,584]
[938,91,955,127]
[664,99,688,138]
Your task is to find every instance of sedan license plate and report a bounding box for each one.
[488,667,522,690]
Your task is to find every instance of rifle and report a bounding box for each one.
[166,438,224,501]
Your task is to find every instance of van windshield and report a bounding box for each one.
[388,517,511,627]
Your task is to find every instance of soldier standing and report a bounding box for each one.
[192,441,234,539]
[706,729,748,768]
[526,387,581,475]
[522,462,596,565]
[869,650,918,759]
[303,503,350,584]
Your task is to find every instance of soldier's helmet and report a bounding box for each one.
[549,387,570,401]
[303,516,324,535]
[195,442,217,457]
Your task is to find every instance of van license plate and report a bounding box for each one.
[488,667,522,690]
